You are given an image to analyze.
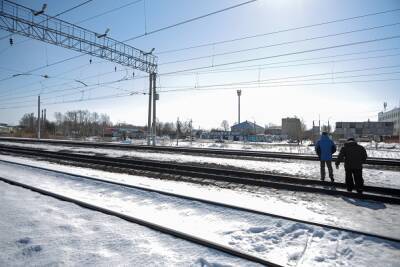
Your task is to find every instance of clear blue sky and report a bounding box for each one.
[0,0,399,129]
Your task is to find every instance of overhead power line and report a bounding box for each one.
[159,35,400,76]
[4,76,398,110]
[0,76,147,107]
[0,0,256,84]
[159,64,400,91]
[159,22,400,65]
[161,50,400,77]
[1,4,396,86]
[159,77,400,93]
[0,91,145,110]
[156,7,400,55]
[124,0,258,42]
[0,69,147,100]
[2,64,399,106]
[76,0,143,24]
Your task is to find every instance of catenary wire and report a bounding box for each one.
[156,7,400,55]
[159,22,400,65]
[159,35,400,76]
[124,0,258,42]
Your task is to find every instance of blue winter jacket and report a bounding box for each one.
[315,134,336,161]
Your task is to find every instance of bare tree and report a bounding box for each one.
[221,120,230,131]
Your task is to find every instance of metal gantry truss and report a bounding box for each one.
[0,0,159,145]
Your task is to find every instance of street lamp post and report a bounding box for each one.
[237,90,241,124]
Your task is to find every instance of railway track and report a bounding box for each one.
[1,144,400,204]
[0,176,279,267]
[0,137,399,166]
[1,158,398,244]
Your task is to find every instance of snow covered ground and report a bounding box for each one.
[1,139,400,159]
[0,182,258,267]
[115,139,400,159]
[0,157,399,266]
[1,141,399,189]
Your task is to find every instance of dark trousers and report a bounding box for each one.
[345,169,364,193]
[320,161,333,180]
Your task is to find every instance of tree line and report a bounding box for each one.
[16,110,197,139]
[18,110,111,138]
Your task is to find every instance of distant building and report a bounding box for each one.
[208,129,230,140]
[231,120,265,136]
[334,121,394,140]
[281,117,301,140]
[104,126,145,139]
[265,126,282,135]
[378,107,400,136]
[0,124,13,135]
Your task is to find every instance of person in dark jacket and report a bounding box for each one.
[335,138,368,193]
[315,132,337,182]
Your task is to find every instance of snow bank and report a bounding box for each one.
[0,159,399,266]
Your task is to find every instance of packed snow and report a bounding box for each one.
[0,181,258,266]
[1,141,399,189]
[0,158,399,266]
[2,139,400,159]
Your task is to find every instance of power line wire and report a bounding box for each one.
[161,49,400,77]
[156,7,400,55]
[124,0,258,42]
[159,65,400,91]
[2,64,399,105]
[159,22,400,65]
[0,91,143,110]
[0,70,147,101]
[160,77,400,93]
[159,35,400,76]
[3,76,399,110]
[2,3,396,86]
[3,48,399,101]
[76,0,143,24]
[0,74,147,105]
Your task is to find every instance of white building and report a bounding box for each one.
[378,107,400,136]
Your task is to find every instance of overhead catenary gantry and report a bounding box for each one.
[0,0,158,145]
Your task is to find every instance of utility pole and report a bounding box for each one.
[237,90,242,124]
[312,120,315,143]
[176,117,180,146]
[189,119,193,145]
[43,108,47,136]
[41,109,44,136]
[147,74,153,145]
[152,73,157,146]
[37,95,41,139]
[318,114,321,135]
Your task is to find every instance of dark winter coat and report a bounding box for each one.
[315,134,336,161]
[335,140,367,169]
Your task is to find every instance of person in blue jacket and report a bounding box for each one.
[315,132,337,182]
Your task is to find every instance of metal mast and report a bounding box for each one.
[0,0,158,143]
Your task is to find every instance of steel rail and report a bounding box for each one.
[1,158,399,243]
[0,176,280,267]
[0,137,399,166]
[1,145,400,204]
[0,143,399,195]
